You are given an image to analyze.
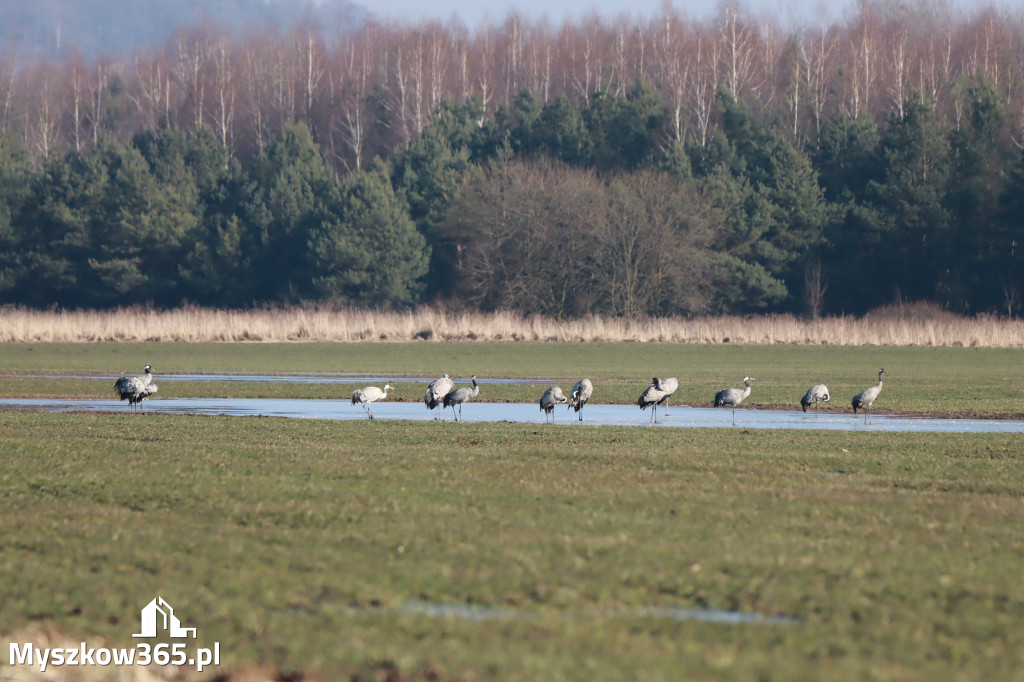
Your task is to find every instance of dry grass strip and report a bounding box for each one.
[2,304,1022,347]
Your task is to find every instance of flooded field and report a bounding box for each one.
[3,396,1024,433]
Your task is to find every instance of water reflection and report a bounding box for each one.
[2,397,1023,433]
[355,601,799,625]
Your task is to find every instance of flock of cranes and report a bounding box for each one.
[113,365,887,425]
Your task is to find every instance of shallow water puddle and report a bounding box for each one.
[2,397,1024,433]
[353,601,799,625]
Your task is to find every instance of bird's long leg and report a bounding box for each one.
[732,407,736,426]
[664,400,670,417]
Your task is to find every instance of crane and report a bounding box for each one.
[443,375,479,422]
[424,374,454,420]
[801,384,830,413]
[852,369,886,424]
[654,377,678,416]
[351,384,391,419]
[714,376,754,425]
[638,378,670,424]
[114,365,158,413]
[540,386,568,423]
[567,378,593,422]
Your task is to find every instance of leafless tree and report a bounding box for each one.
[0,47,17,134]
[66,54,88,153]
[800,19,836,137]
[172,26,212,133]
[689,31,719,148]
[26,61,61,160]
[243,39,272,153]
[719,5,760,100]
[504,14,524,101]
[128,53,172,131]
[333,33,373,171]
[88,59,111,147]
[656,8,691,143]
[210,34,237,152]
[298,22,326,122]
[804,259,828,318]
[847,2,879,118]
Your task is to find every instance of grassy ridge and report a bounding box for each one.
[1,342,1022,416]
[2,411,1023,680]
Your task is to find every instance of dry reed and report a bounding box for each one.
[2,304,1022,347]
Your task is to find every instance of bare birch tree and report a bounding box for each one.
[800,20,836,136]
[719,5,760,100]
[27,63,61,160]
[690,31,719,148]
[210,35,237,152]
[172,26,211,133]
[67,54,88,153]
[333,33,372,171]
[847,2,879,118]
[128,53,172,131]
[297,22,326,122]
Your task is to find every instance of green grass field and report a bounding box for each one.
[2,343,1024,681]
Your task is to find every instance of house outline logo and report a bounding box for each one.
[132,597,197,638]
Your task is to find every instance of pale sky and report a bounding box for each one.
[355,0,1012,30]
[356,0,826,28]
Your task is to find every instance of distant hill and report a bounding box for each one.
[0,0,367,57]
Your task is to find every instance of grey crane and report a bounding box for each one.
[801,384,830,413]
[540,386,568,423]
[714,376,754,425]
[443,375,479,422]
[567,378,594,421]
[638,377,672,424]
[654,377,679,416]
[114,365,158,413]
[852,369,886,424]
[424,374,454,420]
[351,384,391,419]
